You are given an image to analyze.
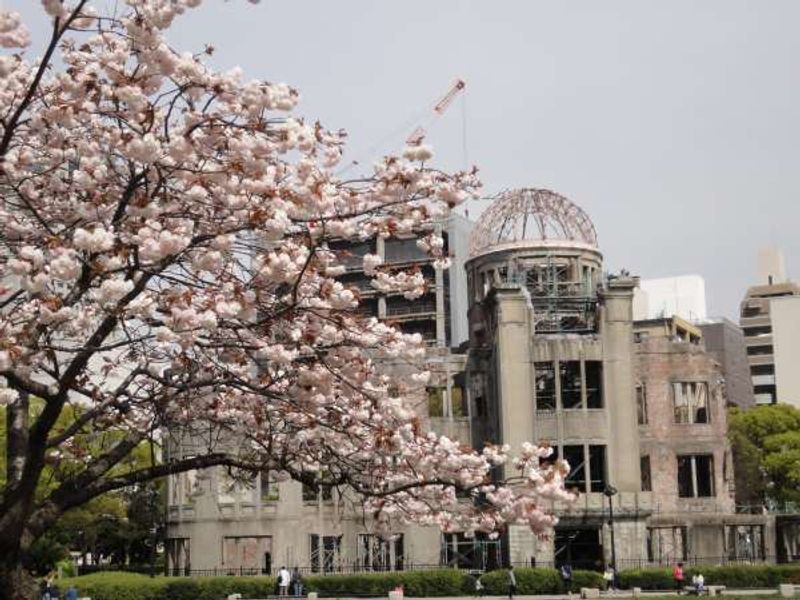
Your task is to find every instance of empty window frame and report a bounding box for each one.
[636,384,648,425]
[677,454,715,498]
[559,361,582,409]
[563,445,586,492]
[217,469,239,505]
[451,385,467,417]
[647,526,687,562]
[427,387,444,417]
[562,444,607,493]
[640,455,652,492]
[302,482,333,503]
[726,525,764,560]
[222,535,271,570]
[259,471,279,503]
[358,533,404,571]
[310,534,341,573]
[535,362,557,411]
[585,361,603,409]
[588,445,607,492]
[673,382,709,424]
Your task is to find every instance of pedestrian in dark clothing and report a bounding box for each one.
[507,566,517,600]
[291,567,304,596]
[560,563,573,594]
[65,586,78,600]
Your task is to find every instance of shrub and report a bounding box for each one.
[55,571,165,600]
[480,568,560,595]
[618,564,800,590]
[617,567,673,590]
[571,569,605,591]
[54,564,800,599]
[55,569,468,599]
[305,569,469,597]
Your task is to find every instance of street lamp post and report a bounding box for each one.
[603,485,618,575]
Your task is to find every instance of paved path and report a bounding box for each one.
[291,592,789,600]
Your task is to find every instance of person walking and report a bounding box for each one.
[603,564,617,594]
[291,567,304,596]
[507,566,517,600]
[278,565,291,596]
[560,563,573,595]
[672,562,685,594]
[64,586,78,600]
[471,572,485,598]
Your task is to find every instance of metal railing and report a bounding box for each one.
[78,554,789,578]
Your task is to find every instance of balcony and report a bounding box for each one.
[744,334,773,347]
[748,354,775,367]
[751,374,776,386]
[740,315,770,329]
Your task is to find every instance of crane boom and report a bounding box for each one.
[406,79,466,146]
[434,79,466,114]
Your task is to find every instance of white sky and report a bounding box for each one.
[5,0,800,318]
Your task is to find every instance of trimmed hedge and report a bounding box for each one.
[55,570,470,600]
[55,572,276,600]
[305,569,471,597]
[619,564,800,590]
[55,563,800,600]
[477,568,603,595]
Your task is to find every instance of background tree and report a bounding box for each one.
[0,2,571,598]
[728,404,800,507]
[1,404,162,575]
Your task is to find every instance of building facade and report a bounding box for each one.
[738,249,800,406]
[697,318,755,410]
[634,318,768,561]
[165,191,772,574]
[164,216,473,574]
[463,189,768,570]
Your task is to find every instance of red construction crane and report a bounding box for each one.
[406,79,466,146]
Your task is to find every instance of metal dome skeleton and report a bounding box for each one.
[469,188,598,258]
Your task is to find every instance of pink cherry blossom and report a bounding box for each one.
[0,3,567,595]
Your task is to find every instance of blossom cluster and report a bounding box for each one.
[0,0,566,540]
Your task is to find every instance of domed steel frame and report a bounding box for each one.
[469,188,598,258]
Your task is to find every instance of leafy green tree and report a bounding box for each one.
[728,404,800,506]
[1,405,161,574]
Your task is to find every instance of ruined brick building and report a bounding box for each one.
[165,190,772,574]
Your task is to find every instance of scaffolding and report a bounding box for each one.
[519,254,598,333]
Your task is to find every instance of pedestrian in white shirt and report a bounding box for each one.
[278,566,291,596]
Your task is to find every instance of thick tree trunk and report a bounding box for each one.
[0,557,39,600]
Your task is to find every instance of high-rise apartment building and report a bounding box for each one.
[739,249,800,406]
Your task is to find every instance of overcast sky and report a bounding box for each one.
[6,1,800,319]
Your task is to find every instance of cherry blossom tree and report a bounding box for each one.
[0,2,571,598]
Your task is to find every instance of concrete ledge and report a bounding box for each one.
[779,583,795,598]
[307,593,319,600]
[388,591,403,600]
[632,587,642,598]
[580,588,600,599]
